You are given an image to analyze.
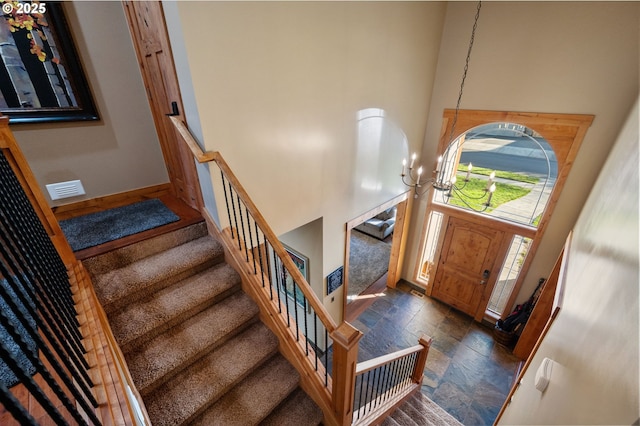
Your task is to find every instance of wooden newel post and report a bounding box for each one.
[331,322,363,425]
[412,334,433,384]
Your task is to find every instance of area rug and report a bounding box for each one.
[59,199,180,251]
[348,230,391,300]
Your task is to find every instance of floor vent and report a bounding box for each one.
[410,289,425,298]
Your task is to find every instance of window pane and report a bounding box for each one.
[417,211,444,283]
[488,235,532,315]
[432,122,557,227]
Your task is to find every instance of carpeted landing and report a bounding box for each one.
[83,222,323,426]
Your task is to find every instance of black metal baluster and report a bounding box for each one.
[0,335,67,425]
[293,285,299,341]
[0,379,38,425]
[313,314,318,371]
[265,241,274,300]
[0,174,82,346]
[0,223,91,378]
[228,184,241,250]
[237,197,249,262]
[247,217,257,274]
[355,374,364,420]
[220,172,235,239]
[303,298,309,356]
[324,326,329,386]
[0,305,93,425]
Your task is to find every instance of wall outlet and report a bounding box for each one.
[46,180,85,200]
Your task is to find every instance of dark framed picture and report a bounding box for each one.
[327,266,343,295]
[277,244,309,306]
[0,2,98,124]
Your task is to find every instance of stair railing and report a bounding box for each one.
[0,116,146,425]
[170,116,432,425]
[352,335,432,425]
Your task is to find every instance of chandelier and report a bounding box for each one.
[401,1,496,211]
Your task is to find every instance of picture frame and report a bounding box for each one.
[277,244,309,307]
[326,266,343,295]
[0,2,99,124]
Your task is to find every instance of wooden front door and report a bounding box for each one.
[123,1,202,210]
[431,216,505,318]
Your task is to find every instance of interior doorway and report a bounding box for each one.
[416,110,594,321]
[344,193,409,322]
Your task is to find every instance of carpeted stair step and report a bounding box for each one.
[108,262,242,353]
[125,291,260,396]
[381,392,463,426]
[144,322,279,426]
[92,235,224,314]
[82,221,208,275]
[261,387,324,426]
[190,354,301,426]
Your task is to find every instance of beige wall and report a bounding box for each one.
[406,1,640,304]
[10,1,168,206]
[172,1,446,321]
[500,98,638,425]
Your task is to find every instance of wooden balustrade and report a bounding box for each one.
[351,335,432,425]
[169,115,434,425]
[0,116,145,425]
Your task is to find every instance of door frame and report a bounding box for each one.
[417,109,593,320]
[428,204,533,321]
[343,191,410,319]
[122,1,204,212]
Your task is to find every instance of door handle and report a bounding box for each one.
[480,269,490,285]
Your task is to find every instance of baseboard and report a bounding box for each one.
[51,183,172,220]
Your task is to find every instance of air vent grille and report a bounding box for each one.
[45,180,85,200]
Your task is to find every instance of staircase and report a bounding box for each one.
[83,222,323,426]
[381,392,463,426]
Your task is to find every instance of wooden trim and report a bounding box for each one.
[512,246,563,359]
[72,262,149,426]
[355,344,423,376]
[431,203,537,239]
[419,109,593,319]
[169,116,216,163]
[494,232,572,424]
[344,193,411,319]
[346,193,409,230]
[332,322,363,426]
[51,183,172,220]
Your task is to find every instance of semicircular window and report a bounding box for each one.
[432,122,557,227]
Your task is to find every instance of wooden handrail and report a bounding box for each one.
[355,344,424,376]
[170,116,437,425]
[168,116,216,163]
[351,335,432,426]
[210,150,338,332]
[169,116,337,332]
[0,116,145,424]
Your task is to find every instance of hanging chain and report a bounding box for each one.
[446,0,482,145]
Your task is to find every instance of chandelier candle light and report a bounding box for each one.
[401,152,496,206]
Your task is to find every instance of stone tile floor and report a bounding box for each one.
[348,281,521,425]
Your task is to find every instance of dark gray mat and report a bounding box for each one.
[60,199,179,251]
